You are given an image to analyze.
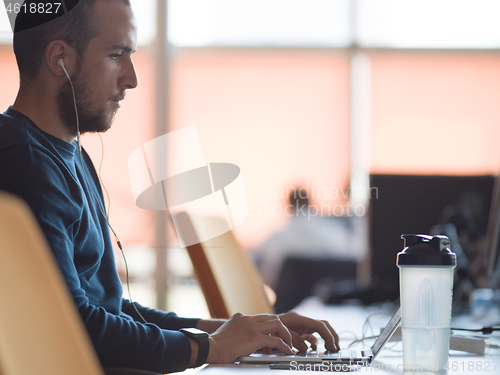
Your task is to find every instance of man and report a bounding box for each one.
[0,1,339,373]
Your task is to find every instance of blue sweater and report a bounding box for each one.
[0,107,199,373]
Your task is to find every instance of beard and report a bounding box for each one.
[57,69,117,136]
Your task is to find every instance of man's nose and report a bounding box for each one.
[121,58,138,90]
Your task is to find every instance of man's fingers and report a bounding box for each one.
[257,319,293,348]
[260,334,294,355]
[250,314,294,347]
[290,332,318,352]
[279,312,340,352]
[310,319,338,352]
[290,330,308,352]
[321,320,340,352]
[235,314,294,351]
[301,333,318,350]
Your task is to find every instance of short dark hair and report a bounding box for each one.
[289,187,309,209]
[13,0,131,83]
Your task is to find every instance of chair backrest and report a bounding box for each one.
[175,212,274,319]
[0,192,104,375]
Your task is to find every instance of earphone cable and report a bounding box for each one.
[97,133,111,218]
[63,63,147,325]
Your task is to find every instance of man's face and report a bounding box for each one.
[58,1,138,135]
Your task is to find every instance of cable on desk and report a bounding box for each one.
[347,335,379,348]
[347,310,398,350]
[361,311,392,349]
[337,330,359,344]
[451,326,500,334]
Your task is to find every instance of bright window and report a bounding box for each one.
[168,0,350,47]
[357,0,500,48]
[370,53,500,174]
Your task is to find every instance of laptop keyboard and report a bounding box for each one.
[295,350,365,360]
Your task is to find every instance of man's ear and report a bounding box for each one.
[46,40,77,77]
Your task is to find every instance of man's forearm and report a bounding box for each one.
[196,319,226,333]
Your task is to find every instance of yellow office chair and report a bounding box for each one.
[174,211,274,319]
[0,192,160,375]
[0,192,103,375]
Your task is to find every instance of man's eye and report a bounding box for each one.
[110,54,122,60]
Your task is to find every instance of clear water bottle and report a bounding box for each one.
[397,234,457,372]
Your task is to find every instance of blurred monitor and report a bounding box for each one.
[486,175,500,287]
[369,174,495,301]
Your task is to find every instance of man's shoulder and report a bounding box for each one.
[0,109,83,208]
[0,109,73,182]
[0,108,73,161]
[0,109,31,150]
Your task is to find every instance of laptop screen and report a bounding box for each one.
[370,307,401,357]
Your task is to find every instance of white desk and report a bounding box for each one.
[197,298,500,374]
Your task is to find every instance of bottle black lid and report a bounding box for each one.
[396,234,457,267]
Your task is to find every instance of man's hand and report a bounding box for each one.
[278,311,339,353]
[206,313,295,364]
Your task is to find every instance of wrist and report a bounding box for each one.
[206,336,218,363]
[180,328,209,368]
[186,337,199,367]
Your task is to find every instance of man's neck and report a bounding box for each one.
[12,83,76,144]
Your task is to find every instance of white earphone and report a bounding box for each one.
[57,57,81,152]
[57,58,69,79]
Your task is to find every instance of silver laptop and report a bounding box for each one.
[238,307,401,367]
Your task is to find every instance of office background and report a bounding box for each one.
[1,0,499,316]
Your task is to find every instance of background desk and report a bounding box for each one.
[197,298,500,374]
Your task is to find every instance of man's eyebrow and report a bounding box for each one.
[108,45,136,53]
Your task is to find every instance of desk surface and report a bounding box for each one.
[196,298,500,375]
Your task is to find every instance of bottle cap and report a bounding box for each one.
[396,234,457,267]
